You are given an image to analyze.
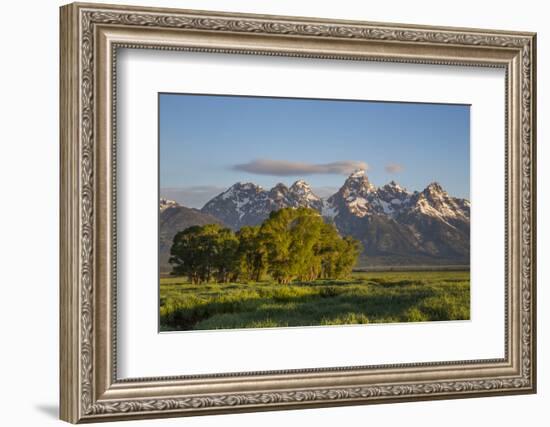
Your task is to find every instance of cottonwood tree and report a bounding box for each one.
[169,208,361,284]
[235,225,267,282]
[169,224,238,283]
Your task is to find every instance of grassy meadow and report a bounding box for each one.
[159,270,470,331]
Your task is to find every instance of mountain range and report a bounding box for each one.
[159,170,470,271]
[159,199,224,273]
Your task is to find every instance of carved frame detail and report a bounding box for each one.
[60,2,536,423]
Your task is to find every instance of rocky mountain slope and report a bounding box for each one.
[159,199,225,273]
[201,180,323,229]
[324,171,469,265]
[198,170,470,266]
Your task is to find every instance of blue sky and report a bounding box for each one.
[160,93,470,208]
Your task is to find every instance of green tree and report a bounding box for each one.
[169,224,238,283]
[261,208,326,283]
[169,225,206,283]
[259,209,294,284]
[235,226,267,282]
[315,222,342,279]
[169,208,362,285]
[290,210,324,281]
[334,236,362,278]
[212,227,239,283]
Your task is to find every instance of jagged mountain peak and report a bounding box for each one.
[270,182,289,193]
[229,182,262,191]
[380,180,409,197]
[268,183,291,205]
[183,172,470,266]
[217,182,264,201]
[326,170,377,217]
[290,179,311,191]
[157,166,473,269]
[349,169,367,178]
[289,179,321,202]
[160,198,180,212]
[418,182,453,208]
[383,180,405,191]
[202,173,469,227]
[407,182,471,223]
[341,169,375,191]
[424,181,445,193]
[202,178,324,229]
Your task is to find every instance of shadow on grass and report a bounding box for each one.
[160,284,463,331]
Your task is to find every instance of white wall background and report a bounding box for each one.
[0,0,545,426]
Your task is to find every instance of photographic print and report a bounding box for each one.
[159,93,471,332]
[60,5,536,420]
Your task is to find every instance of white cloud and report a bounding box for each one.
[233,159,368,176]
[385,163,404,174]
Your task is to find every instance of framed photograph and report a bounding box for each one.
[60,2,537,423]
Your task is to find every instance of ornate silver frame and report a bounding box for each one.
[60,2,537,423]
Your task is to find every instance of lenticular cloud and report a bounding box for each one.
[233,159,368,176]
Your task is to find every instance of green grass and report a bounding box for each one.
[159,271,470,331]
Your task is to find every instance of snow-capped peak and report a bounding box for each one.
[290,179,310,190]
[349,169,366,178]
[341,169,376,193]
[200,174,469,232]
[288,180,322,207]
[219,182,263,200]
[325,170,377,217]
[271,182,289,192]
[409,182,471,223]
[202,179,324,228]
[269,183,290,201]
[233,182,262,191]
[160,198,179,212]
[166,174,470,268]
[425,182,444,194]
[384,180,404,191]
[290,179,315,196]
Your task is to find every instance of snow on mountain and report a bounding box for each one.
[197,170,470,265]
[288,180,323,211]
[201,170,469,227]
[325,169,376,217]
[160,198,180,212]
[325,170,411,218]
[202,182,268,228]
[410,182,470,222]
[377,181,410,209]
[201,180,325,229]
